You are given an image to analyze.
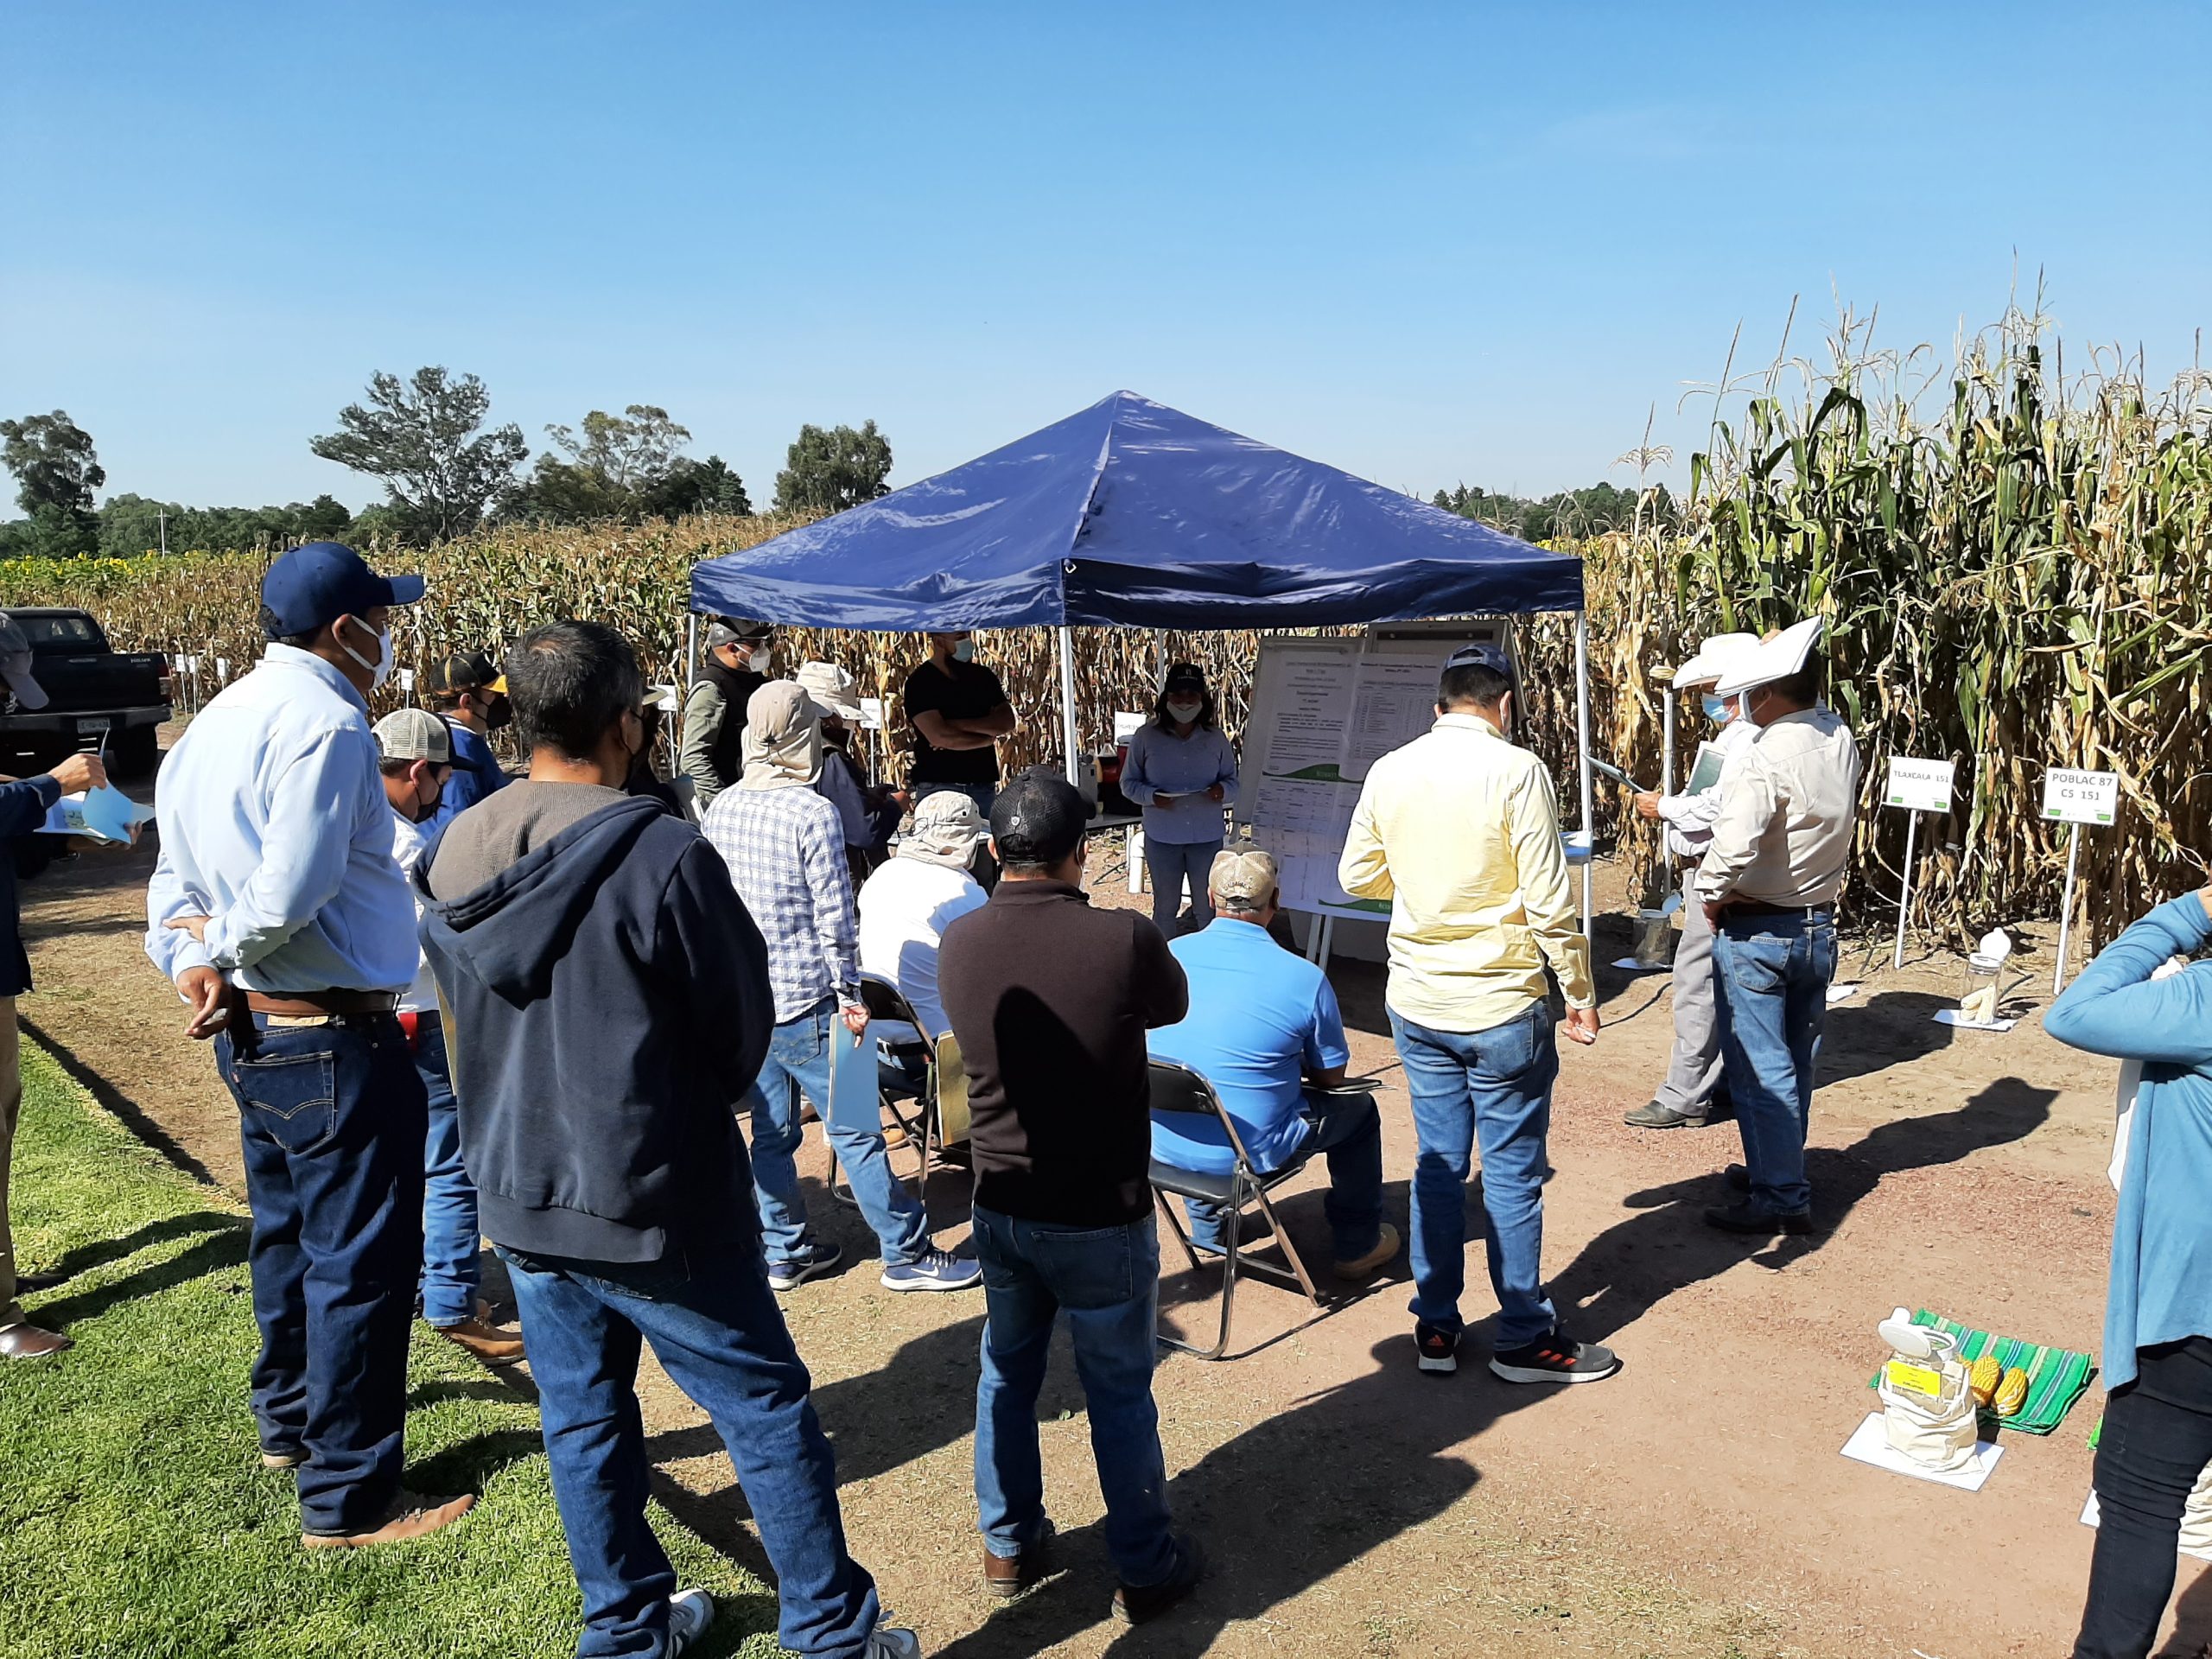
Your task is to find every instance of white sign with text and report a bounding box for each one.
[2042,768,2120,826]
[1885,756,1956,814]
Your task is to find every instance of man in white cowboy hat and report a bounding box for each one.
[1624,632,1761,1131]
[856,788,990,1050]
[1693,616,1861,1237]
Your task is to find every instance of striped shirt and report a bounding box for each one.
[702,783,860,1023]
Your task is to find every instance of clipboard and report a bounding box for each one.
[1684,741,1727,796]
[1583,754,1647,791]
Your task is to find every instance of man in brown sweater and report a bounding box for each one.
[938,768,1204,1625]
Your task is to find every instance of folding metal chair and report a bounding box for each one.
[828,974,969,1205]
[1147,1058,1327,1360]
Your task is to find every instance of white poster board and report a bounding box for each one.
[2042,768,2120,826]
[1885,757,1955,814]
[1237,622,1512,920]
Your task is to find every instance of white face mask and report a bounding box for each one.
[338,615,393,690]
[1165,699,1203,724]
[747,647,772,675]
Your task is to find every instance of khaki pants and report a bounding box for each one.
[0,998,22,1331]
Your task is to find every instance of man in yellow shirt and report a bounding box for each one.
[1339,644,1616,1385]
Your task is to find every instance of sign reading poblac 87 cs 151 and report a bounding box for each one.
[2042,768,2120,826]
[1884,756,1956,814]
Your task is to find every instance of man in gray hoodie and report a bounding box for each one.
[421,620,918,1659]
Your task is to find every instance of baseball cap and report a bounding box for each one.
[419,650,502,697]
[372,708,476,769]
[1163,662,1207,693]
[261,542,423,638]
[795,661,865,722]
[706,617,773,647]
[1443,641,1514,677]
[0,613,49,710]
[988,767,1088,868]
[1209,848,1279,912]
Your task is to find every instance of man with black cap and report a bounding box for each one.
[417,649,512,836]
[938,767,1204,1623]
[679,617,774,813]
[372,708,523,1366]
[146,541,473,1548]
[0,611,112,1359]
[1340,642,1615,1387]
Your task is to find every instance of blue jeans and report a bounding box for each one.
[970,1205,1176,1586]
[1387,1002,1558,1348]
[1185,1088,1384,1262]
[1143,835,1221,933]
[913,781,996,818]
[1711,905,1837,1214]
[744,998,930,1268]
[499,1244,880,1658]
[416,1016,481,1327]
[216,1011,427,1534]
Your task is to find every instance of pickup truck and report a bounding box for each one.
[0,607,172,779]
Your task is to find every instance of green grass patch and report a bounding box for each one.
[0,1039,780,1658]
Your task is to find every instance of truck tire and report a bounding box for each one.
[113,726,160,779]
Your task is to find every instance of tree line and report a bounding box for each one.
[0,368,897,556]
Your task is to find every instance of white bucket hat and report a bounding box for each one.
[1671,632,1760,690]
[795,661,865,723]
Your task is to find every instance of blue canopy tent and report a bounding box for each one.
[689,391,1598,928]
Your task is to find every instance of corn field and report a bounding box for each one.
[4,302,2206,951]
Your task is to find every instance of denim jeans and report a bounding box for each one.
[970,1205,1176,1586]
[2074,1337,2212,1659]
[215,1011,427,1534]
[1143,835,1222,933]
[415,1016,481,1328]
[1711,905,1837,1214]
[744,997,930,1268]
[1184,1087,1384,1262]
[499,1243,880,1658]
[1386,1002,1558,1347]
[913,781,996,818]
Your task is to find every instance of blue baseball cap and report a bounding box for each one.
[260,542,424,638]
[1443,641,1514,677]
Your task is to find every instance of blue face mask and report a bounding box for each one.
[951,639,973,663]
[1702,694,1732,723]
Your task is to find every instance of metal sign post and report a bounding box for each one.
[1884,757,1958,970]
[2044,767,2120,995]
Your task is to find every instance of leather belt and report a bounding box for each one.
[1721,899,1832,919]
[245,990,402,1017]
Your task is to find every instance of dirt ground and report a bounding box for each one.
[22,734,2210,1659]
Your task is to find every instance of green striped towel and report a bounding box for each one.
[1866,1309,2096,1435]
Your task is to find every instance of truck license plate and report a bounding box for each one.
[74,717,111,734]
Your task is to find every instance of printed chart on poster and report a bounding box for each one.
[1237,624,1510,918]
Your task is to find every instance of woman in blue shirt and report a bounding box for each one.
[1119,663,1238,934]
[2044,887,2212,1659]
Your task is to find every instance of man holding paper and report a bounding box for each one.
[1624,632,1760,1132]
[0,642,109,1358]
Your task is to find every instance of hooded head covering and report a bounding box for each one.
[899,788,989,869]
[740,680,823,790]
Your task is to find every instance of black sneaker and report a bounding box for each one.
[1704,1200,1813,1236]
[1112,1534,1205,1624]
[1723,1163,1751,1192]
[1414,1322,1460,1376]
[1488,1330,1621,1384]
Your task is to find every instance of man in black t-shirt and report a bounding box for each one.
[900,630,1015,814]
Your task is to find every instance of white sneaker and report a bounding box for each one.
[864,1623,924,1657]
[668,1587,715,1655]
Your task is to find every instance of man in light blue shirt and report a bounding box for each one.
[145,541,473,1551]
[1148,849,1399,1279]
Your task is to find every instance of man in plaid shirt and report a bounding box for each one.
[702,681,980,1294]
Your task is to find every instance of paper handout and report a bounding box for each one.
[39,787,153,844]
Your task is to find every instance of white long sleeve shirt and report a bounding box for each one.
[1694,708,1863,909]
[145,645,418,993]
[1656,715,1761,859]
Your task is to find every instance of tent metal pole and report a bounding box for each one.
[1057,624,1081,785]
[1573,611,1595,936]
[683,613,699,692]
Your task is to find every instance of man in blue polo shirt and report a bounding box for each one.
[1148,849,1400,1279]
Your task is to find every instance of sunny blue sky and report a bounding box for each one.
[5,3,2208,513]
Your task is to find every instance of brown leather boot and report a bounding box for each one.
[0,1321,71,1358]
[435,1315,526,1364]
[982,1518,1055,1598]
[302,1490,475,1548]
